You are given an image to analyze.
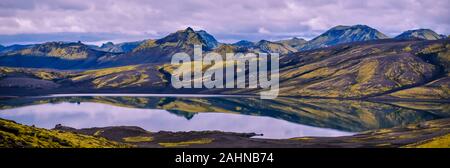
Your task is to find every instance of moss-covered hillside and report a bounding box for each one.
[0,118,130,148]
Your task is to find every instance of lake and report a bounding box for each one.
[0,94,449,139]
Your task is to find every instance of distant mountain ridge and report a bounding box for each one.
[0,25,447,69]
[233,40,254,48]
[276,37,307,50]
[395,29,446,40]
[196,30,219,49]
[0,41,115,69]
[91,41,143,53]
[251,40,296,54]
[1,41,105,59]
[0,44,34,54]
[301,25,388,50]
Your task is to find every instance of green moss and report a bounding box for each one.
[0,67,69,81]
[133,40,157,52]
[83,65,139,78]
[93,130,104,136]
[0,118,130,148]
[375,143,392,147]
[290,137,314,141]
[404,133,450,148]
[403,45,412,52]
[158,138,214,148]
[47,47,88,60]
[69,65,152,88]
[419,44,445,54]
[123,136,153,143]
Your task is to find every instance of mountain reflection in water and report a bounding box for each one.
[0,95,448,139]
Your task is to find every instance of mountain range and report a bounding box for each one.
[0,25,448,100]
[0,25,447,69]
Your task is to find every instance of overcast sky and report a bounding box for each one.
[0,0,449,45]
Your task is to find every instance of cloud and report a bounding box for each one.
[0,0,448,44]
[258,27,271,34]
[0,32,152,46]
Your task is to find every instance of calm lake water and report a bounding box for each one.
[0,94,449,139]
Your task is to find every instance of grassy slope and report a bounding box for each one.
[0,64,166,90]
[405,134,450,148]
[386,44,450,99]
[272,39,449,98]
[0,118,130,148]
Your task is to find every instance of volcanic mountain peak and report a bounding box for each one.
[301,24,388,50]
[133,27,219,52]
[101,41,115,47]
[196,30,219,49]
[184,26,195,32]
[395,29,445,40]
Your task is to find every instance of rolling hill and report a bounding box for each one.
[0,41,117,69]
[395,29,446,40]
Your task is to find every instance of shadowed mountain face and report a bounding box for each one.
[395,29,446,40]
[233,40,254,48]
[301,25,388,50]
[196,30,219,49]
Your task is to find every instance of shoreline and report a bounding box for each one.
[1,90,449,103]
[2,117,449,148]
